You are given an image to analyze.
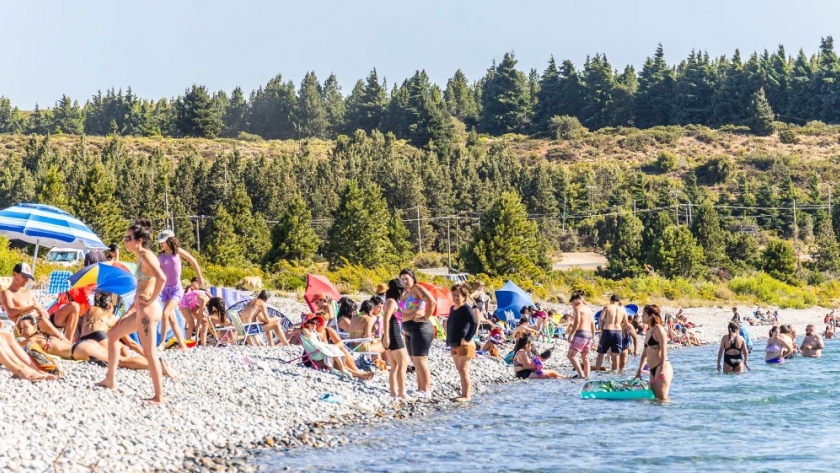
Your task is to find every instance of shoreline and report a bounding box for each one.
[0,299,827,473]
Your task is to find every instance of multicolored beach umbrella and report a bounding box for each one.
[68,262,137,297]
[0,203,107,271]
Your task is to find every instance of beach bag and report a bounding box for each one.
[25,344,62,376]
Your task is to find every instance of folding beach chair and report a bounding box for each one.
[47,270,72,295]
[214,311,263,346]
[225,299,293,345]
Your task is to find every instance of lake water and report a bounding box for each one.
[259,340,840,472]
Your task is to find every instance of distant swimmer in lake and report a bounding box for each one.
[824,325,835,339]
[800,324,824,358]
[635,304,672,401]
[717,322,750,374]
[765,326,794,364]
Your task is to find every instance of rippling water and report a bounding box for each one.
[260,340,840,472]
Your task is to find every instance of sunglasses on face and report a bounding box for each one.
[123,235,136,242]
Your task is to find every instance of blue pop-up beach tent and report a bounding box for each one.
[494,280,534,321]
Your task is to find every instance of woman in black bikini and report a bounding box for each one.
[18,315,177,377]
[635,304,673,401]
[716,321,750,374]
[80,292,146,357]
[512,335,537,379]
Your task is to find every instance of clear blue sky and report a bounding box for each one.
[1,0,838,108]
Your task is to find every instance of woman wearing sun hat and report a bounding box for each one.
[301,313,372,379]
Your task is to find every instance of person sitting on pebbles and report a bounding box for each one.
[79,291,146,358]
[0,330,58,382]
[297,313,373,380]
[511,316,539,340]
[17,315,178,378]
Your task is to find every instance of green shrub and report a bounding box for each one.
[619,132,655,151]
[728,273,817,308]
[779,128,800,144]
[549,115,587,140]
[655,150,679,172]
[413,252,447,269]
[236,132,264,142]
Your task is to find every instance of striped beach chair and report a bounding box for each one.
[47,270,72,295]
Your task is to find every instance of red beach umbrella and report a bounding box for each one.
[304,273,342,312]
[417,282,454,317]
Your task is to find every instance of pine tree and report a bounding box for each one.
[579,54,618,129]
[0,97,27,134]
[748,88,776,136]
[204,205,245,266]
[37,166,69,210]
[444,69,480,128]
[651,225,706,278]
[531,57,561,132]
[296,71,329,139]
[814,36,840,123]
[672,51,716,126]
[263,194,320,265]
[635,44,675,128]
[323,181,396,267]
[642,211,675,265]
[344,69,388,133]
[787,49,816,119]
[461,191,550,276]
[813,218,840,273]
[248,74,297,140]
[388,210,414,266]
[0,156,36,208]
[556,60,584,118]
[725,231,761,270]
[480,52,531,134]
[322,74,346,138]
[222,86,249,137]
[761,239,798,283]
[598,211,644,278]
[74,163,124,245]
[691,201,728,266]
[52,95,85,135]
[175,85,222,138]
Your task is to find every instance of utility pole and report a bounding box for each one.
[164,188,173,233]
[829,185,833,216]
[446,217,452,272]
[416,205,422,253]
[562,194,567,234]
[687,201,693,226]
[455,212,459,250]
[586,185,596,218]
[632,199,637,218]
[193,216,202,252]
[793,199,799,252]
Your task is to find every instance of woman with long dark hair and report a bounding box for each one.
[96,219,169,405]
[382,278,410,399]
[635,304,673,400]
[398,268,436,399]
[157,230,204,350]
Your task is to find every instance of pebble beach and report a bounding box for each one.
[0,297,828,472]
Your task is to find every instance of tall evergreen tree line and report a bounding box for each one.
[4,37,840,145]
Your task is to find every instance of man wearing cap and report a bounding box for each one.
[0,263,70,342]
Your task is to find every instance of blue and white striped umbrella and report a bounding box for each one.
[0,203,107,250]
[0,203,108,272]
